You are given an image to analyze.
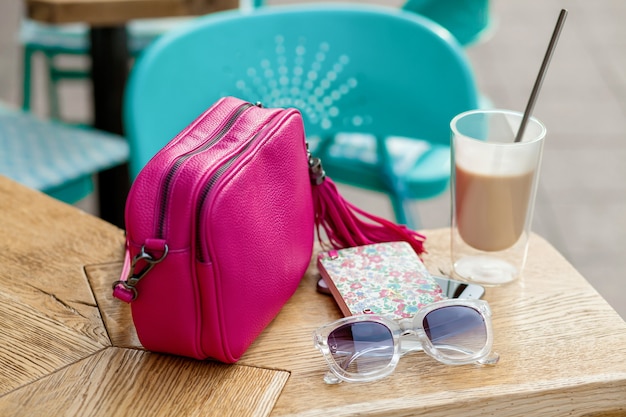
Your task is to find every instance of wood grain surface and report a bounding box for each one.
[0,176,288,417]
[87,228,626,416]
[0,347,289,417]
[2,175,626,416]
[0,178,123,394]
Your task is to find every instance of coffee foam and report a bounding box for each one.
[455,137,542,176]
[452,111,545,176]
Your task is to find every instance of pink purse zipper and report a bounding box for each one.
[193,109,288,263]
[155,102,253,239]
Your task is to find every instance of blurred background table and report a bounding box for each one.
[24,0,239,228]
[1,174,625,416]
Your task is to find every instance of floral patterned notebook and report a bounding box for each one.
[317,241,444,319]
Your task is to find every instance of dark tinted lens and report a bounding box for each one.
[327,321,394,375]
[423,306,487,359]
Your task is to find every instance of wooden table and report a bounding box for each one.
[1,174,625,416]
[24,0,238,228]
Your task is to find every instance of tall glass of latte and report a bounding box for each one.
[450,109,546,285]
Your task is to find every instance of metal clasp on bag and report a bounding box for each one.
[112,244,168,302]
[307,144,326,185]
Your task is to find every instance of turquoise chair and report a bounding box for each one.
[124,4,479,228]
[0,103,128,203]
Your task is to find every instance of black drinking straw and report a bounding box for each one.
[515,9,568,142]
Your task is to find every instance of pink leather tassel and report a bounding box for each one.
[311,175,426,255]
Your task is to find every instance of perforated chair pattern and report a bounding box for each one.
[0,104,129,203]
[124,4,479,227]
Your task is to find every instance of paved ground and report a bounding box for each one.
[1,0,624,318]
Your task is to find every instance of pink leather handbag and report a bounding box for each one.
[113,96,426,363]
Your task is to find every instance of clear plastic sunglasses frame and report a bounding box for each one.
[313,298,499,384]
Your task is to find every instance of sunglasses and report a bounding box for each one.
[313,299,499,384]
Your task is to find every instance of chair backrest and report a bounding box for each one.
[402,0,491,46]
[124,3,478,177]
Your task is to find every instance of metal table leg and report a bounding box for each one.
[90,26,130,229]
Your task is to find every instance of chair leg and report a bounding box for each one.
[373,134,420,230]
[21,47,34,112]
[389,192,420,230]
[45,53,62,120]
